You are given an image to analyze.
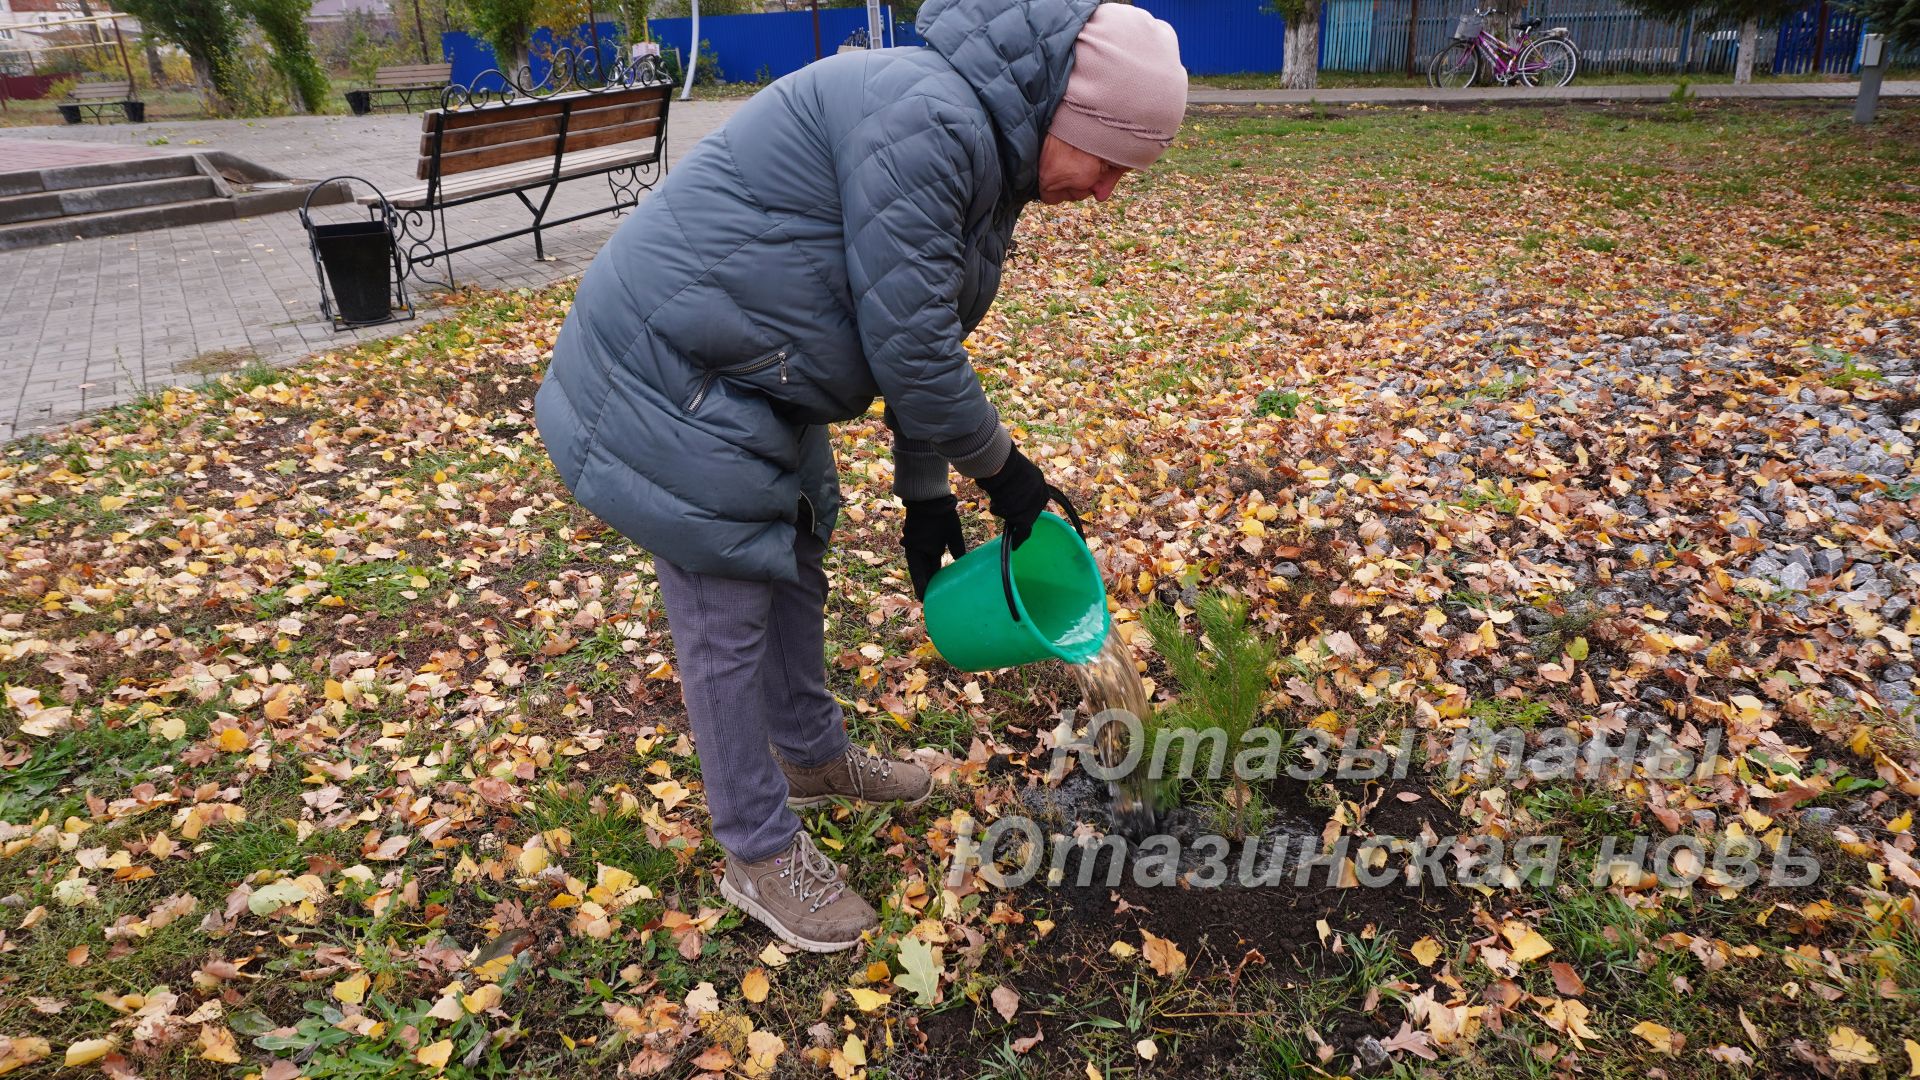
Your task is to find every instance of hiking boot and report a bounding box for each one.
[719,831,877,953]
[778,746,934,809]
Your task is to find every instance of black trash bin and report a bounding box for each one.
[301,176,414,332]
[312,219,395,325]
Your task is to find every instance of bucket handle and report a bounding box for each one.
[999,487,1087,624]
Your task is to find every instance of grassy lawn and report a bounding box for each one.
[1192,66,1920,90]
[1,101,1917,1078]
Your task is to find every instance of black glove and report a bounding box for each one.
[974,446,1053,551]
[902,494,967,600]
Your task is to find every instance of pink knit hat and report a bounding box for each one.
[1049,5,1188,171]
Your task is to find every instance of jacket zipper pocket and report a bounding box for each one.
[684,347,791,414]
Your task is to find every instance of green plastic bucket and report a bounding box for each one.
[923,511,1110,671]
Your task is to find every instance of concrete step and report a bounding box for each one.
[35,154,203,195]
[0,175,221,226]
[0,197,239,252]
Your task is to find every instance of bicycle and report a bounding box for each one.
[1427,8,1580,89]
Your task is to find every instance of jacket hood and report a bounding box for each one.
[916,0,1098,198]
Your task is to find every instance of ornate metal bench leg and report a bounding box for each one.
[395,204,456,292]
[512,188,553,261]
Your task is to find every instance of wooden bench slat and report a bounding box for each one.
[384,144,660,208]
[419,116,662,180]
[71,83,135,99]
[374,75,450,88]
[423,85,669,133]
[419,116,661,180]
[421,99,664,157]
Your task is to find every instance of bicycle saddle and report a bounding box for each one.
[1515,17,1543,29]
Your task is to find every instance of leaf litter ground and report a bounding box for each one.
[0,101,1918,1078]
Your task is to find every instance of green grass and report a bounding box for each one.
[1188,65,1920,90]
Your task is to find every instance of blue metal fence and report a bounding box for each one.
[444,22,622,92]
[645,7,896,84]
[442,0,1912,89]
[1134,0,1287,75]
[1773,1,1863,73]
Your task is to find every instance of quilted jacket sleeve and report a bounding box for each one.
[840,95,1011,479]
[886,404,952,501]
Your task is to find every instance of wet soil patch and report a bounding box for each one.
[909,767,1473,1077]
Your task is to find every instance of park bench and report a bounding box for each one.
[344,62,454,115]
[373,59,671,287]
[59,80,144,124]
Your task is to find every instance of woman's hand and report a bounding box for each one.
[975,446,1053,551]
[902,494,968,599]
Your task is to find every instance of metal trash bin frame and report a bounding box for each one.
[299,175,416,333]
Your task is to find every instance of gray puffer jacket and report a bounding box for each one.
[535,0,1095,582]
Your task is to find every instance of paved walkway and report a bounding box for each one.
[1189,79,1920,105]
[0,138,172,170]
[0,102,739,442]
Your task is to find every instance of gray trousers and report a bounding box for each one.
[653,526,850,862]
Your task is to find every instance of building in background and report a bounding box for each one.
[0,0,143,75]
[310,0,393,26]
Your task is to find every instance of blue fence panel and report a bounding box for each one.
[442,30,505,92]
[1774,2,1863,74]
[1135,0,1287,75]
[646,7,893,84]
[1322,0,1375,69]
[445,0,1902,92]
[529,21,624,84]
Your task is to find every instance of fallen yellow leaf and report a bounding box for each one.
[0,1035,50,1074]
[333,972,368,1005]
[743,1029,785,1079]
[1500,920,1553,965]
[415,1038,454,1070]
[1631,1020,1678,1055]
[198,1024,241,1064]
[1829,1026,1880,1065]
[63,1039,115,1067]
[1141,929,1188,977]
[742,967,770,1004]
[847,986,891,1012]
[1410,936,1442,967]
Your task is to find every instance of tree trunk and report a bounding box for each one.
[188,52,228,115]
[1733,17,1758,84]
[190,52,214,96]
[1282,5,1320,90]
[1486,4,1512,43]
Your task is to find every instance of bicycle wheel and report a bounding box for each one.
[1428,41,1480,89]
[1518,38,1578,87]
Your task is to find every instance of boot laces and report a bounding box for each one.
[847,747,894,793]
[775,833,844,913]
